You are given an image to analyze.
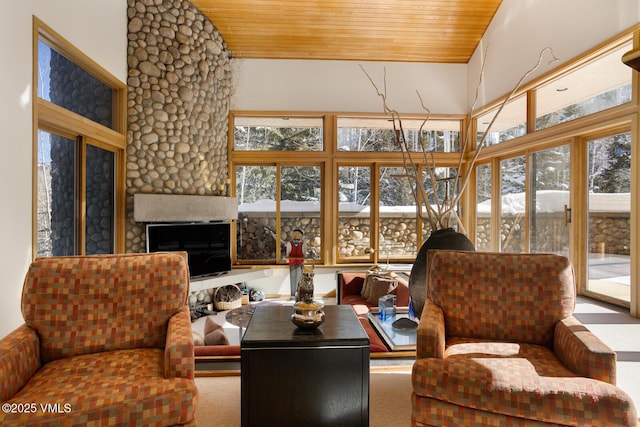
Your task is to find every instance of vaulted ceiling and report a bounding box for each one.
[189,0,503,63]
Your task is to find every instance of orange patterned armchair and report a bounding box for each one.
[412,250,637,426]
[0,252,198,426]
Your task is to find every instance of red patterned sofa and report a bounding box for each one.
[412,250,637,426]
[338,271,411,353]
[0,252,198,426]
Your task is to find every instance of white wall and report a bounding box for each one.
[232,59,468,114]
[0,0,127,338]
[468,0,640,107]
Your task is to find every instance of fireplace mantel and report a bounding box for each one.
[134,194,238,222]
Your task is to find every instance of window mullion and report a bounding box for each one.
[77,136,86,255]
[275,165,282,263]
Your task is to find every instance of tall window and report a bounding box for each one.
[35,19,125,257]
[529,145,570,256]
[338,166,372,262]
[499,156,526,253]
[235,164,322,263]
[379,167,418,260]
[231,114,464,265]
[475,163,492,251]
[586,132,631,303]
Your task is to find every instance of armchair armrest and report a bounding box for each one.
[554,315,617,384]
[0,325,41,401]
[164,306,195,379]
[416,303,445,360]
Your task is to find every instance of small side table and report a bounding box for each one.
[241,305,370,426]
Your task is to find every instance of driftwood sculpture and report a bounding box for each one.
[361,47,559,234]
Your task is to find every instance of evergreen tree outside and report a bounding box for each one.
[593,133,631,193]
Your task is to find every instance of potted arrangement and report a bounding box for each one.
[362,47,558,316]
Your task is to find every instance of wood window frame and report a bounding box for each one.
[33,17,126,256]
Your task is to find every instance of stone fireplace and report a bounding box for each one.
[126,0,234,253]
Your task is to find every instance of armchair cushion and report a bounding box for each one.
[3,348,197,426]
[412,338,636,426]
[427,250,575,347]
[22,253,190,363]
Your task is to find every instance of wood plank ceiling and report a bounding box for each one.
[189,0,503,63]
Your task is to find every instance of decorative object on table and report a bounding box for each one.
[241,292,250,305]
[286,228,305,298]
[240,283,250,305]
[249,288,264,301]
[378,294,396,321]
[391,317,418,330]
[362,47,559,319]
[214,283,243,310]
[291,266,326,329]
[291,300,326,330]
[295,266,315,303]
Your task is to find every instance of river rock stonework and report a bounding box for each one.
[477,212,630,255]
[126,0,233,253]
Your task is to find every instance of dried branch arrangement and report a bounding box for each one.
[361,47,558,235]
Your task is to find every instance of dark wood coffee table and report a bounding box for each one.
[241,305,370,427]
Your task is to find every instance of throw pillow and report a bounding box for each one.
[192,331,204,346]
[204,317,230,346]
[361,275,373,299]
[366,276,398,305]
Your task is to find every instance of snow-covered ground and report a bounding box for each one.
[239,191,630,215]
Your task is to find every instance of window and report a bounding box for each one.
[536,42,632,130]
[499,156,526,253]
[236,164,323,263]
[529,144,570,256]
[475,163,492,251]
[35,19,125,257]
[586,132,631,303]
[338,117,460,152]
[236,165,277,262]
[231,113,464,265]
[338,165,372,262]
[233,116,323,151]
[38,41,115,129]
[379,166,418,260]
[280,166,322,262]
[472,32,637,311]
[476,95,527,147]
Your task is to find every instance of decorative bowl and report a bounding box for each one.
[291,300,325,330]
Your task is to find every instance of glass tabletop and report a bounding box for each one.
[367,310,417,351]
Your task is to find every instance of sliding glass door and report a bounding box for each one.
[530,145,570,256]
[586,132,631,303]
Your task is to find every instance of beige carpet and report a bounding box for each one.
[195,366,413,426]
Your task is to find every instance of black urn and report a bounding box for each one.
[408,228,475,318]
